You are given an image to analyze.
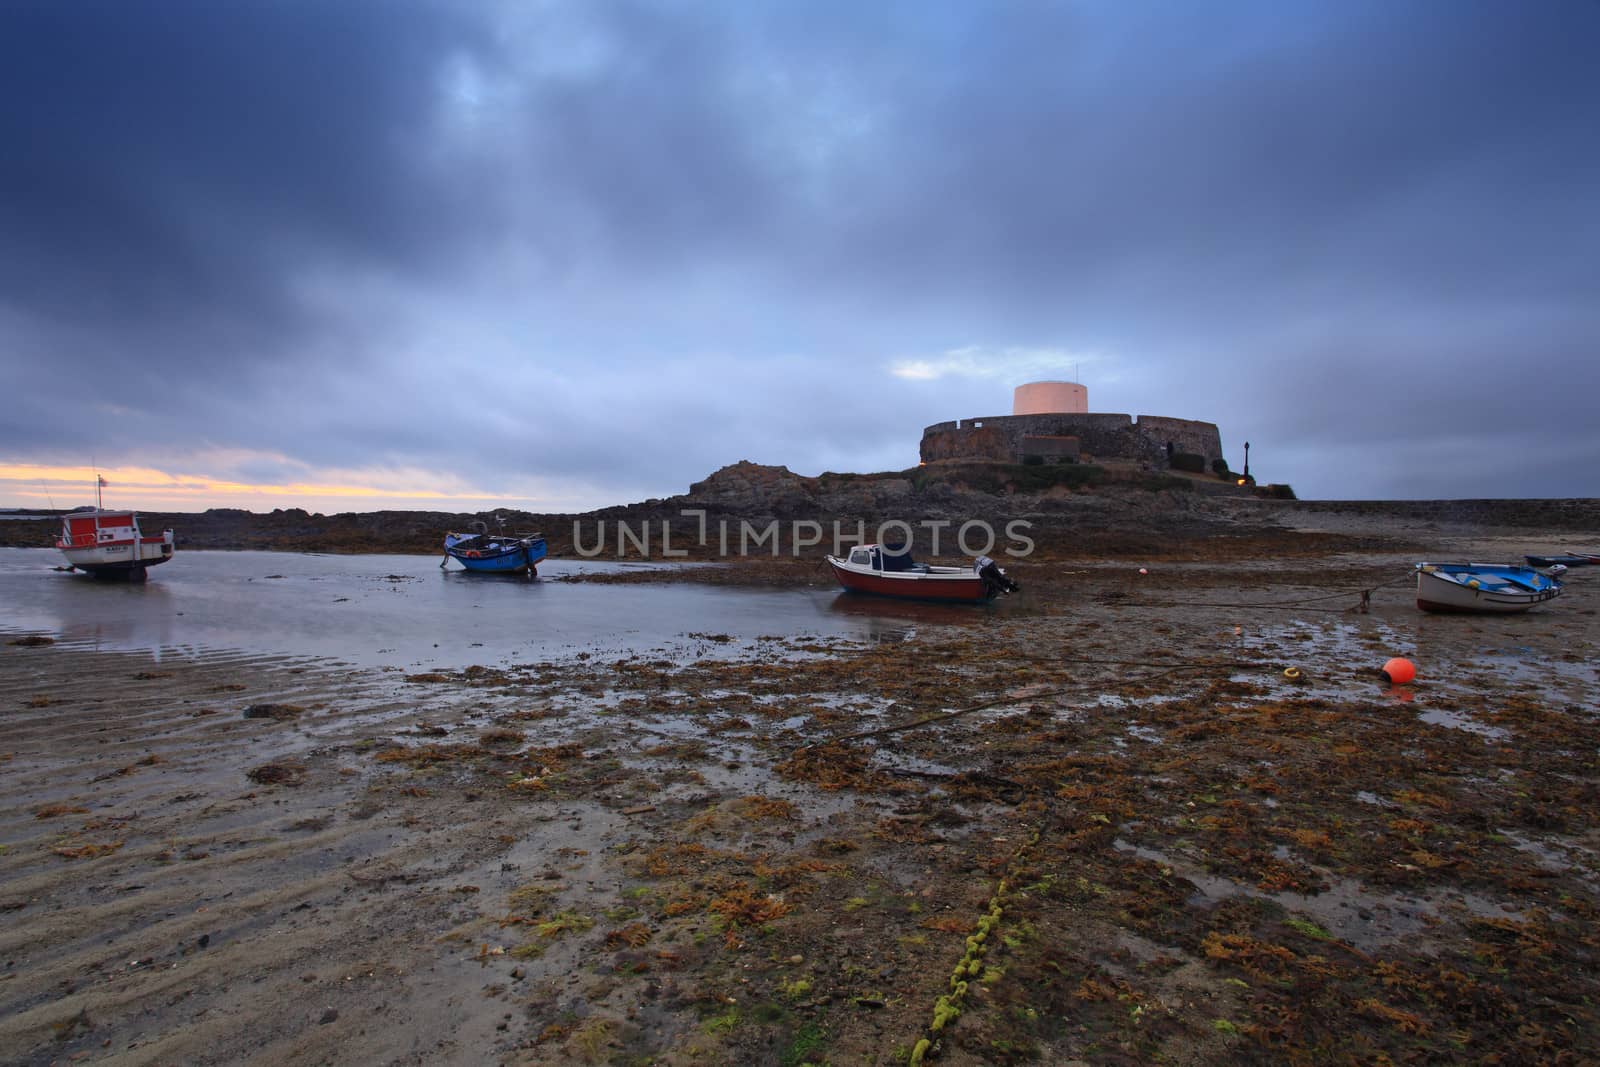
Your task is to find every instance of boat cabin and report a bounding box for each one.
[846,543,925,573]
[60,511,142,548]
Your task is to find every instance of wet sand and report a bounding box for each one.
[3,529,1598,1065]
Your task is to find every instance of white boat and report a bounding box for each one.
[826,543,1016,603]
[56,510,174,580]
[1415,562,1560,614]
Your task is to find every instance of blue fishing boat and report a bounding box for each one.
[442,521,547,576]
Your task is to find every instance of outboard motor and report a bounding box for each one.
[974,554,1019,596]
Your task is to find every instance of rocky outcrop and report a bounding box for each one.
[678,462,929,521]
[685,461,818,513]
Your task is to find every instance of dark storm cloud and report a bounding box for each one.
[0,0,499,447]
[3,0,1597,502]
[785,2,1598,327]
[1,1,490,319]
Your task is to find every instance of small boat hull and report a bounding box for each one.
[444,533,547,575]
[60,543,175,578]
[1525,554,1598,568]
[827,557,994,603]
[1416,563,1561,614]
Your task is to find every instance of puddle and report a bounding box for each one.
[1418,708,1511,740]
[1112,838,1533,954]
[1227,616,1600,711]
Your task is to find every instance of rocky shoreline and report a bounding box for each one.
[5,461,1597,564]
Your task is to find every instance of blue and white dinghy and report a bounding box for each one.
[1415,562,1561,614]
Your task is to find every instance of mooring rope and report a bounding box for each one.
[906,819,1046,1066]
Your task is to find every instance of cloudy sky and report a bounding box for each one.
[3,0,1596,512]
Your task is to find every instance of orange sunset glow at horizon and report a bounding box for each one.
[0,462,538,515]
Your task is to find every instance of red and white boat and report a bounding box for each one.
[826,543,1008,603]
[56,509,175,580]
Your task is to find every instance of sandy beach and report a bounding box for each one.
[3,515,1598,1065]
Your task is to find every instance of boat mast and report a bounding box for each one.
[94,469,101,541]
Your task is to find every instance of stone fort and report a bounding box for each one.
[920,380,1226,471]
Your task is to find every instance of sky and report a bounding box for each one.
[3,0,1597,513]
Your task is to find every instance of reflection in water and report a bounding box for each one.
[825,591,994,625]
[823,590,1009,645]
[439,567,537,583]
[54,574,178,659]
[0,548,925,669]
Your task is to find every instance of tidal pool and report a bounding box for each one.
[0,547,1002,669]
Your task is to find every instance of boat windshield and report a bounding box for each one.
[879,541,917,572]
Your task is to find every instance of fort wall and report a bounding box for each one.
[920,413,1224,468]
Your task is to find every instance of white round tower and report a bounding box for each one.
[1013,380,1087,415]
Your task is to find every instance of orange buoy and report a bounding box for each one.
[1380,657,1416,685]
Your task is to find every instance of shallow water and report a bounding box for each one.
[0,547,998,669]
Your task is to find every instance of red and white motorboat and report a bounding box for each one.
[826,543,1011,603]
[56,509,175,580]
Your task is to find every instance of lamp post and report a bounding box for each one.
[1243,441,1250,482]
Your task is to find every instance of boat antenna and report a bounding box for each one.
[40,480,57,512]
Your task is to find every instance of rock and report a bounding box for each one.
[243,704,304,721]
[247,762,308,786]
[685,461,818,514]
